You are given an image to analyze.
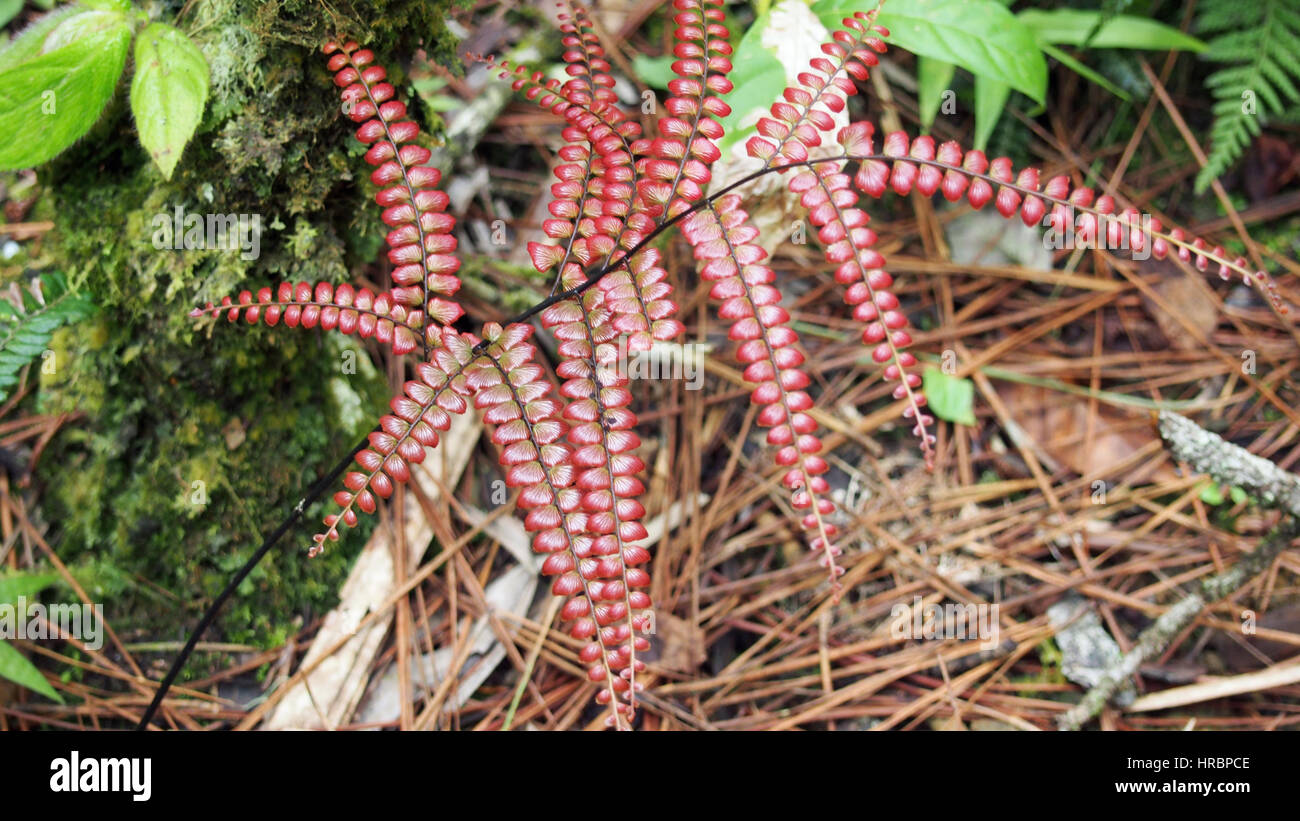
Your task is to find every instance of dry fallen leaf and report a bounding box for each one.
[650,611,707,673]
[1142,271,1220,351]
[998,382,1177,482]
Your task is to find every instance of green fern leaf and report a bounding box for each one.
[1196,0,1300,192]
[0,273,94,401]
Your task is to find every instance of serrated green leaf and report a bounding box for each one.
[1018,9,1207,52]
[972,75,1009,151]
[0,273,95,401]
[1194,0,1300,192]
[916,55,954,131]
[0,639,63,702]
[922,368,976,426]
[130,23,210,179]
[812,0,1047,103]
[0,16,131,169]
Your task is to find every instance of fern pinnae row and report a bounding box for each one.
[643,0,732,222]
[188,286,423,350]
[474,322,644,729]
[586,0,732,349]
[312,327,476,554]
[489,147,1289,344]
[542,292,652,719]
[835,146,1289,313]
[557,2,642,159]
[540,294,646,683]
[749,8,886,174]
[689,197,844,590]
[326,41,464,337]
[789,137,934,465]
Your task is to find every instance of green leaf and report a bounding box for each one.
[631,52,675,89]
[0,7,75,71]
[1199,481,1225,505]
[972,75,1009,151]
[715,8,787,154]
[0,0,22,29]
[410,75,459,114]
[1194,0,1300,192]
[43,8,131,53]
[812,0,1048,103]
[1017,9,1207,52]
[0,570,58,607]
[1040,42,1131,100]
[0,14,131,170]
[922,368,976,426]
[0,639,63,702]
[1230,486,1248,505]
[130,23,210,180]
[916,55,954,131]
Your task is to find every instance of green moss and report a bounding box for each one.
[27,0,464,677]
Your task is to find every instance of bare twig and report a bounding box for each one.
[1058,413,1300,730]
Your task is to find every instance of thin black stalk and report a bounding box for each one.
[470,154,861,355]
[136,431,373,730]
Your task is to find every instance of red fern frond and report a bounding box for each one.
[632,0,732,221]
[557,2,635,133]
[536,191,654,720]
[188,281,422,355]
[482,57,637,293]
[325,40,464,329]
[745,10,886,170]
[745,11,937,463]
[842,130,1288,313]
[594,247,682,351]
[683,194,844,590]
[582,0,735,352]
[589,0,709,350]
[543,294,653,722]
[473,321,648,730]
[313,326,477,554]
[791,123,936,465]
